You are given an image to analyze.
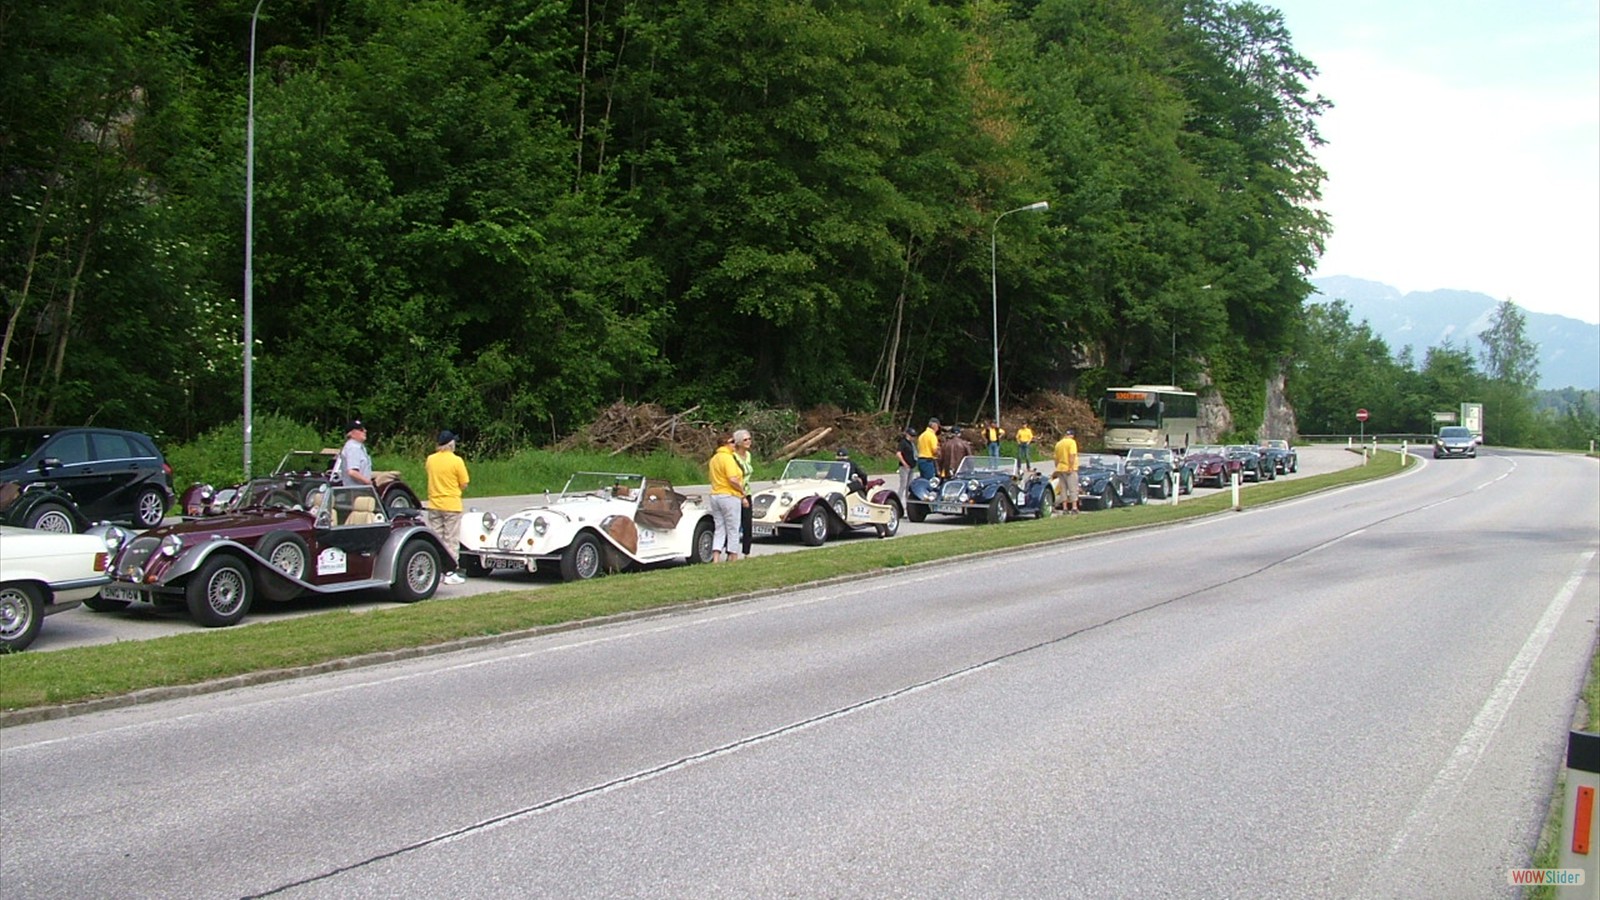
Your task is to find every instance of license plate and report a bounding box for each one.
[752,524,776,537]
[485,556,524,570]
[102,585,142,603]
[933,503,962,515]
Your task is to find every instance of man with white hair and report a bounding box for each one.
[733,429,755,555]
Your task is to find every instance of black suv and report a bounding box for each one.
[0,426,174,529]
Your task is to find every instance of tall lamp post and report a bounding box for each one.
[243,0,265,480]
[990,201,1049,426]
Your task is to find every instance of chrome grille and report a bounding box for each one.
[116,536,160,578]
[497,518,530,551]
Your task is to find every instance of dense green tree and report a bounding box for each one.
[2,0,1343,449]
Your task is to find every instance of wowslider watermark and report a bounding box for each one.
[1507,868,1586,887]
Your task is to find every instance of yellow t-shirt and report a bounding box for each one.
[1017,426,1034,444]
[916,427,940,459]
[709,445,745,497]
[1053,436,1078,472]
[425,449,470,512]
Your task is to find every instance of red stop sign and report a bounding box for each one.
[1356,408,1370,422]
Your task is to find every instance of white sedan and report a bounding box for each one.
[0,525,113,652]
[458,473,715,581]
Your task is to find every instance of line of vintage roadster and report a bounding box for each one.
[1,440,1302,649]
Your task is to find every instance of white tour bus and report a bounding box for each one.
[1100,385,1199,453]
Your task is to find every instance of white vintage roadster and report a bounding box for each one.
[457,473,715,581]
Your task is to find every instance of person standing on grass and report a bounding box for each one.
[708,434,745,562]
[426,430,471,585]
[733,429,756,556]
[1016,422,1034,471]
[983,419,1005,458]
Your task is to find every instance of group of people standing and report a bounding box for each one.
[707,429,755,562]
[334,419,473,585]
[892,416,1079,514]
[333,411,1078,587]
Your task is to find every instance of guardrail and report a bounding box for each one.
[1298,434,1438,445]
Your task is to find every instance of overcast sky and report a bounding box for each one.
[1266,0,1600,324]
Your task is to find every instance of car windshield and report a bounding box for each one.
[954,456,1017,477]
[781,459,850,482]
[1262,440,1288,450]
[1081,454,1123,473]
[274,450,337,475]
[0,428,49,466]
[560,472,646,498]
[1127,450,1171,464]
[1439,427,1472,439]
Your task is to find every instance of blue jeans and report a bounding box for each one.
[987,441,1000,457]
[917,459,936,479]
[1018,443,1032,467]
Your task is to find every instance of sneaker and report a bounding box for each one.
[442,571,466,585]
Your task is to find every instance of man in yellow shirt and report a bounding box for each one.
[425,430,471,583]
[915,418,941,480]
[708,435,746,562]
[1053,428,1079,514]
[1016,422,1035,471]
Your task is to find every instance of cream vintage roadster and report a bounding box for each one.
[457,472,715,581]
[748,458,901,546]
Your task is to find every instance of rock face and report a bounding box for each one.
[1193,365,1232,443]
[1259,364,1297,441]
[1192,360,1297,443]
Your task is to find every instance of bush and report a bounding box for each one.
[163,414,328,488]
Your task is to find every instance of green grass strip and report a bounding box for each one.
[0,450,1406,713]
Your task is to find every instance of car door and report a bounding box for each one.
[85,431,154,520]
[34,431,117,513]
[308,486,391,583]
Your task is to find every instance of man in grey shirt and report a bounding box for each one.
[335,419,374,486]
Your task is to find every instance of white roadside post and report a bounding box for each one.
[1231,471,1241,511]
[1558,730,1598,885]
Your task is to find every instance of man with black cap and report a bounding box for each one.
[335,419,374,486]
[894,425,917,499]
[426,429,471,585]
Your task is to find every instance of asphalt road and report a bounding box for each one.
[23,445,1373,652]
[3,447,1594,897]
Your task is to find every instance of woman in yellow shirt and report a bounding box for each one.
[707,435,746,561]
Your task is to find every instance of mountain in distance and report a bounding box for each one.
[1307,276,1600,390]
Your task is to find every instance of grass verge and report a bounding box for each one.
[1,451,1406,715]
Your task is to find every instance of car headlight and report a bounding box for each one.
[482,511,499,532]
[101,525,129,553]
[533,515,548,536]
[159,534,184,557]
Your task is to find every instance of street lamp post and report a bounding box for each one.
[243,0,265,480]
[990,201,1049,427]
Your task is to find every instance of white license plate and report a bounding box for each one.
[485,556,524,570]
[933,503,963,515]
[102,585,142,603]
[752,524,777,537]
